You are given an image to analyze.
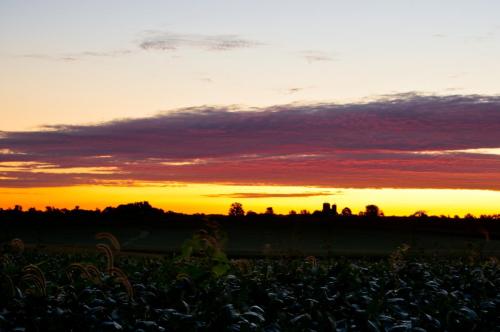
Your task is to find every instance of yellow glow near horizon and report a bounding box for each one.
[0,183,498,217]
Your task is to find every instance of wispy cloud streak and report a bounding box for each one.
[205,191,339,198]
[300,50,335,63]
[19,50,132,62]
[139,31,261,52]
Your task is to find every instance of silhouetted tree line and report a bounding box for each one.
[1,201,498,225]
[2,202,500,246]
[0,202,174,225]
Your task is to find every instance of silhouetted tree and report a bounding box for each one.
[289,210,297,215]
[341,207,352,217]
[365,204,381,218]
[265,207,274,215]
[412,210,428,218]
[464,213,475,220]
[312,210,322,217]
[300,209,310,215]
[228,202,245,217]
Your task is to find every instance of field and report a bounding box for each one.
[2,216,500,257]
[2,213,500,331]
[1,235,500,331]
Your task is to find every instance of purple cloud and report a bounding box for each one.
[1,94,499,189]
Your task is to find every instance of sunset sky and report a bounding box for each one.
[1,1,499,216]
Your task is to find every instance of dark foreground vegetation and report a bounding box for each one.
[2,202,500,258]
[1,230,500,332]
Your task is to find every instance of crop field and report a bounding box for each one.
[1,231,500,332]
[2,218,500,258]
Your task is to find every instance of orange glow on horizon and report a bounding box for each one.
[0,183,498,217]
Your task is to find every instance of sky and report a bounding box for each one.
[1,1,499,216]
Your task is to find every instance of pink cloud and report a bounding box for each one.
[0,94,499,189]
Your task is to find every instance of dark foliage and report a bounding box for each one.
[1,248,499,331]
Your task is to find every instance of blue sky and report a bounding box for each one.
[1,1,499,130]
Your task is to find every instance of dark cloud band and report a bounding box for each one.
[1,94,499,189]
